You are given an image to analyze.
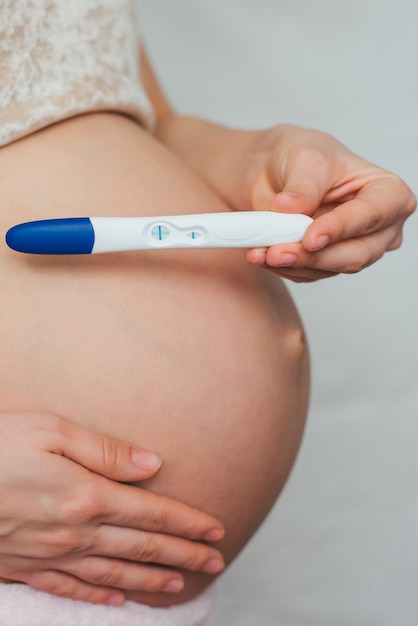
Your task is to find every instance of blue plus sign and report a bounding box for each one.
[151,224,170,241]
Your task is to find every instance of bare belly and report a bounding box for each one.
[0,114,309,605]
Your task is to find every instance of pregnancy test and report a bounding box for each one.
[5,211,312,255]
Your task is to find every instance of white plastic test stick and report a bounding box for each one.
[5,211,313,255]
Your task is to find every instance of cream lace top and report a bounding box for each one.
[0,0,155,146]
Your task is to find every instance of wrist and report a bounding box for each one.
[155,114,267,210]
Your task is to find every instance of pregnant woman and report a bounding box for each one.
[0,1,414,625]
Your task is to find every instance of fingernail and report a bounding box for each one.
[202,558,225,574]
[203,527,225,542]
[248,249,266,266]
[311,235,329,251]
[106,593,125,607]
[276,253,297,266]
[271,191,305,209]
[131,448,162,471]
[162,579,184,593]
[275,191,300,201]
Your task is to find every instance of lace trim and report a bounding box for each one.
[0,0,155,146]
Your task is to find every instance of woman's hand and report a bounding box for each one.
[156,117,415,282]
[0,412,224,606]
[245,124,416,281]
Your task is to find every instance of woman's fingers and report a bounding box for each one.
[3,523,224,599]
[24,570,126,606]
[302,176,416,253]
[247,169,415,282]
[37,414,224,544]
[62,557,186,594]
[248,224,400,281]
[265,266,337,283]
[96,479,224,542]
[92,525,225,573]
[17,531,224,599]
[249,124,416,281]
[254,127,416,280]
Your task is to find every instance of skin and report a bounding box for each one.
[139,52,416,280]
[0,411,226,605]
[153,117,416,281]
[0,46,413,610]
[0,113,310,607]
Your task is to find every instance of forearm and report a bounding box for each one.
[155,115,266,211]
[140,47,265,211]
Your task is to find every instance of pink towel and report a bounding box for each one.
[0,583,216,626]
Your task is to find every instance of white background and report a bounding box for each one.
[136,2,418,624]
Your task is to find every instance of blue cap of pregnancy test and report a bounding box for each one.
[5,218,95,254]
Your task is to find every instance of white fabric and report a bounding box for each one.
[0,0,155,146]
[0,583,216,626]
